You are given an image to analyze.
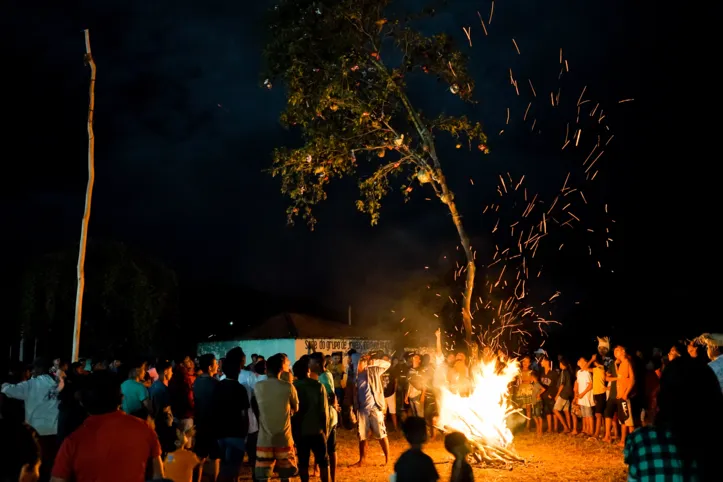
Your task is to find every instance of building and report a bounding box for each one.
[197,312,393,360]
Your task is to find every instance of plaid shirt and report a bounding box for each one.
[624,426,698,481]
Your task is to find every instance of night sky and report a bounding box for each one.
[4,0,701,351]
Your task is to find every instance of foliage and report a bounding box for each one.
[264,0,489,228]
[19,241,178,357]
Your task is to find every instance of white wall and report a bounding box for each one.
[197,338,298,360]
[295,338,393,357]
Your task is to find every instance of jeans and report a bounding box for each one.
[218,437,246,477]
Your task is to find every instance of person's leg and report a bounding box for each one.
[571,411,579,434]
[296,437,312,482]
[545,400,554,433]
[564,406,572,428]
[275,445,299,482]
[525,406,532,431]
[350,411,369,467]
[371,408,389,465]
[310,433,329,482]
[246,431,259,482]
[327,426,337,482]
[378,437,390,465]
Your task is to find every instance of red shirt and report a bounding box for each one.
[51,410,161,482]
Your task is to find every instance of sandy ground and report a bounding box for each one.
[232,426,627,481]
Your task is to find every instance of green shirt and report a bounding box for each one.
[292,378,328,437]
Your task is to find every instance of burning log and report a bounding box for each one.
[440,424,525,467]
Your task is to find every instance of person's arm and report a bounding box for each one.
[150,456,164,479]
[289,384,299,415]
[1,379,31,400]
[573,379,579,402]
[319,385,328,434]
[556,373,564,398]
[621,362,635,399]
[251,395,260,419]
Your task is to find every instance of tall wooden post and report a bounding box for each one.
[72,29,96,362]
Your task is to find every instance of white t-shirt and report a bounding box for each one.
[576,370,593,407]
[238,370,259,433]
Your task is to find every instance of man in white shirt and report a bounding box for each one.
[2,357,60,481]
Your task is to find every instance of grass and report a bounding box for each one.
[232,426,627,481]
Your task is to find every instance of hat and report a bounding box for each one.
[597,337,610,350]
[533,348,547,355]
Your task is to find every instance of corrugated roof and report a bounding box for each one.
[237,312,369,340]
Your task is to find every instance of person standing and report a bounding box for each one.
[214,348,249,482]
[253,354,299,482]
[193,354,220,480]
[350,353,391,467]
[2,357,60,482]
[292,359,329,482]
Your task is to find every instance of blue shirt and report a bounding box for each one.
[121,379,149,416]
[356,372,376,413]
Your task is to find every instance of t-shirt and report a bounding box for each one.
[192,375,218,428]
[559,370,574,400]
[120,379,149,417]
[238,370,260,433]
[592,365,607,395]
[575,370,593,406]
[213,379,250,439]
[51,410,161,482]
[540,369,558,400]
[255,377,299,448]
[357,371,376,413]
[393,448,439,482]
[292,378,328,437]
[148,380,169,417]
[451,459,474,482]
[530,381,544,401]
[164,449,200,482]
[382,367,397,398]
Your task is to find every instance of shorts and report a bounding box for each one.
[554,397,570,411]
[593,394,606,414]
[616,398,634,427]
[542,398,555,416]
[255,445,298,480]
[295,433,329,470]
[580,405,593,418]
[385,394,396,414]
[194,425,220,459]
[326,425,337,454]
[604,397,618,419]
[532,401,543,417]
[357,408,387,441]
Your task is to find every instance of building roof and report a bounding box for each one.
[237,312,369,340]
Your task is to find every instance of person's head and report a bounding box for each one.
[559,357,569,370]
[357,355,370,374]
[266,354,284,379]
[446,353,456,365]
[382,354,390,362]
[279,354,291,373]
[668,342,684,361]
[332,352,342,364]
[614,345,628,361]
[31,358,49,378]
[224,347,245,380]
[521,356,531,369]
[401,416,428,447]
[80,371,122,415]
[257,355,265,362]
[70,362,86,376]
[411,354,421,368]
[455,352,466,363]
[540,356,551,370]
[308,352,324,375]
[293,358,310,380]
[251,354,258,363]
[655,357,723,480]
[444,431,471,459]
[597,336,610,358]
[577,357,587,370]
[127,359,148,381]
[156,360,173,382]
[183,356,195,371]
[198,354,218,376]
[175,425,195,451]
[255,360,267,375]
[421,354,431,366]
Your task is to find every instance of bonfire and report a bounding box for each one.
[435,352,526,466]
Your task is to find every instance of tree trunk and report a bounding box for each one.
[72,29,96,362]
[435,173,476,347]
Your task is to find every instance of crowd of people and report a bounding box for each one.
[0,331,721,482]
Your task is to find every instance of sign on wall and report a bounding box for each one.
[299,338,393,355]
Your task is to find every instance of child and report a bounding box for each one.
[573,357,594,436]
[553,358,573,432]
[164,425,203,482]
[530,371,545,435]
[444,432,474,482]
[390,416,439,482]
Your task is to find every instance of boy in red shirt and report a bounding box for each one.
[50,371,164,482]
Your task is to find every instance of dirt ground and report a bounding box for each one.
[235,427,627,481]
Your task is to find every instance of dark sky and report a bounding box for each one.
[3,0,677,346]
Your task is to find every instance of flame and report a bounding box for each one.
[435,355,521,449]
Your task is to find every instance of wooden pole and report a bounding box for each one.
[72,29,96,362]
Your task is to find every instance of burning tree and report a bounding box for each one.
[264,0,489,344]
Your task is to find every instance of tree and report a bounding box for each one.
[264,0,488,343]
[19,241,178,357]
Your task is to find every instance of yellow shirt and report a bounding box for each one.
[592,366,606,395]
